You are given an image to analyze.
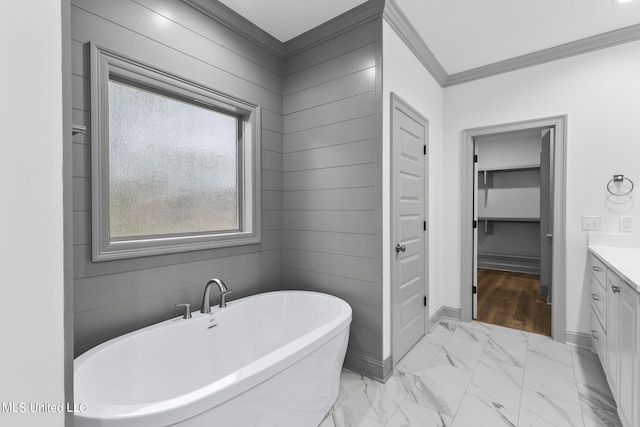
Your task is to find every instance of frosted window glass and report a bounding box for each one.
[108,80,239,239]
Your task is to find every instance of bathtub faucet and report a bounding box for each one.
[201,278,232,313]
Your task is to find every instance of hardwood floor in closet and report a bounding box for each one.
[477,268,551,336]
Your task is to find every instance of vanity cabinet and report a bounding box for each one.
[589,251,640,427]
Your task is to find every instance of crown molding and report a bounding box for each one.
[383,0,640,88]
[181,0,285,58]
[284,0,385,58]
[185,0,640,86]
[382,0,448,87]
[446,22,640,86]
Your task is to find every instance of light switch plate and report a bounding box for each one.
[582,215,601,231]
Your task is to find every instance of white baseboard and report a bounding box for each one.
[429,306,461,331]
[565,330,592,349]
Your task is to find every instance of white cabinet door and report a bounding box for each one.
[617,281,639,427]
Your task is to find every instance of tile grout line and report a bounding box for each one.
[568,349,589,427]
[516,332,531,427]
[384,328,452,427]
[566,341,582,414]
[449,324,493,424]
[427,320,460,423]
[327,370,364,426]
[567,349,585,427]
[334,370,389,426]
[520,335,588,426]
[388,320,455,426]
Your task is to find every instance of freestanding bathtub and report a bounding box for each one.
[74,291,351,427]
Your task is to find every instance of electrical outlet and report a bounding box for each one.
[582,215,601,231]
[620,216,633,232]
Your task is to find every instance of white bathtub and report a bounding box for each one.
[74,291,351,427]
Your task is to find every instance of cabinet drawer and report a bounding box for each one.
[591,275,607,330]
[589,253,606,288]
[591,308,607,366]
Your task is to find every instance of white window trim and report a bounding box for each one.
[90,43,261,262]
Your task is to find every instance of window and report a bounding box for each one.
[91,44,261,261]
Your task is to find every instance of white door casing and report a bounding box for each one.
[460,116,566,342]
[472,140,478,320]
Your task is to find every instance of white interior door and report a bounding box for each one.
[540,129,554,302]
[391,95,427,362]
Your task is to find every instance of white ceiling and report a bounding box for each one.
[397,0,640,74]
[218,0,369,42]
[219,0,640,75]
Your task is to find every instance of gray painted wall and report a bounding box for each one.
[71,0,284,356]
[282,19,385,370]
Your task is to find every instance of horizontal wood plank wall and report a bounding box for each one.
[282,19,384,365]
[70,0,284,356]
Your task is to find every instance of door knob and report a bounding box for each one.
[395,244,406,253]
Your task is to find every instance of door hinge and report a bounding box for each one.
[424,145,427,156]
[473,220,477,229]
[424,296,427,307]
[423,220,427,231]
[472,285,477,294]
[473,154,478,163]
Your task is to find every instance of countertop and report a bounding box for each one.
[589,245,640,294]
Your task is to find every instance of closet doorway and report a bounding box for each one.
[474,129,552,335]
[460,116,566,341]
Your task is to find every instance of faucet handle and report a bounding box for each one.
[220,290,233,308]
[175,303,192,319]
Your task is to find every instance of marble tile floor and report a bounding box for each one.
[319,319,622,427]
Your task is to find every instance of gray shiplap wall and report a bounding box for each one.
[282,19,385,373]
[71,0,388,378]
[71,0,284,356]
